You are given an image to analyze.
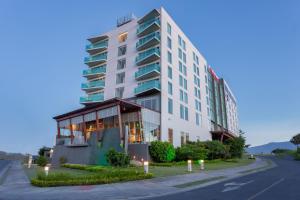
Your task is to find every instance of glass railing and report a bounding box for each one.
[136,48,160,64]
[81,80,105,89]
[83,65,106,76]
[135,63,160,79]
[86,40,108,51]
[137,18,160,35]
[134,80,161,95]
[80,93,104,103]
[136,32,160,49]
[84,52,107,63]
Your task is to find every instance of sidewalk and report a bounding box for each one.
[0,158,274,200]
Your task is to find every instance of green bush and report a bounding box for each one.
[106,149,130,167]
[175,142,207,161]
[204,141,227,160]
[149,141,175,163]
[294,153,300,161]
[36,156,48,167]
[225,135,246,158]
[31,171,153,187]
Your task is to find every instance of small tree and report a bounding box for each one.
[149,141,175,163]
[36,156,48,167]
[226,135,246,158]
[290,133,300,148]
[204,141,226,160]
[106,148,130,167]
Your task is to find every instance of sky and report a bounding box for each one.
[0,0,299,154]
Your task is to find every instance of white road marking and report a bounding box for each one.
[247,178,285,200]
[222,180,254,192]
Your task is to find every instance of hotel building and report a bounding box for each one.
[52,7,239,165]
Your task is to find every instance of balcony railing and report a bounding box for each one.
[134,80,161,96]
[81,80,105,90]
[86,40,108,54]
[80,93,104,104]
[83,65,106,77]
[136,32,160,51]
[84,52,107,66]
[136,47,160,66]
[137,18,160,37]
[135,63,160,80]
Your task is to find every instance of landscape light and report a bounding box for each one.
[187,160,192,172]
[44,166,49,176]
[200,160,205,170]
[143,161,149,173]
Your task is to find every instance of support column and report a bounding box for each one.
[220,133,224,143]
[95,111,100,141]
[117,104,123,146]
[70,119,74,144]
[82,115,86,142]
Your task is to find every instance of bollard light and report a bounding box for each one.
[200,160,205,170]
[44,166,49,176]
[28,155,32,169]
[187,160,192,172]
[143,161,149,174]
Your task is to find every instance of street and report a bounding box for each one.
[0,160,10,174]
[150,156,300,200]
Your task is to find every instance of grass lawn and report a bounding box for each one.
[149,157,255,177]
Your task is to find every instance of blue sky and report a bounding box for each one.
[0,0,299,154]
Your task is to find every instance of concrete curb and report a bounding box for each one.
[0,161,12,185]
[131,157,276,200]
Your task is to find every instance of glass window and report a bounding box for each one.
[178,48,182,59]
[168,66,172,79]
[180,90,184,101]
[184,107,189,121]
[184,79,187,90]
[182,40,186,51]
[167,23,172,35]
[168,98,173,114]
[179,75,183,87]
[179,61,183,72]
[167,37,172,49]
[178,35,182,46]
[116,72,125,84]
[184,92,188,104]
[115,87,124,98]
[168,82,173,95]
[118,45,126,56]
[182,52,186,63]
[183,65,187,76]
[186,132,189,142]
[180,104,184,119]
[181,132,185,146]
[117,59,126,70]
[168,128,173,144]
[168,51,172,64]
[118,32,128,43]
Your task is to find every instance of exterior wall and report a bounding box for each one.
[159,8,211,147]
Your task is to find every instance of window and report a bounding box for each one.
[116,72,125,84]
[195,100,201,111]
[196,113,201,126]
[167,51,172,64]
[168,129,173,144]
[168,66,172,79]
[180,104,184,119]
[179,61,183,73]
[179,75,183,87]
[167,37,172,49]
[178,35,182,46]
[180,90,184,101]
[185,132,189,142]
[168,82,173,95]
[118,32,128,43]
[184,107,188,121]
[115,87,124,98]
[184,79,187,90]
[178,48,182,59]
[182,40,186,51]
[183,65,187,76]
[182,52,186,63]
[117,59,126,70]
[181,132,185,146]
[118,45,126,56]
[167,23,172,35]
[168,98,173,114]
[184,92,188,103]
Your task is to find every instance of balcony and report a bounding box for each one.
[134,80,161,96]
[135,63,160,81]
[81,80,105,92]
[137,18,160,37]
[80,93,104,104]
[136,47,160,66]
[84,52,107,67]
[86,40,108,55]
[136,32,160,51]
[83,65,106,79]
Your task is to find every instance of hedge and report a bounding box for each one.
[149,141,175,163]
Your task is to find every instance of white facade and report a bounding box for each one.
[81,7,238,146]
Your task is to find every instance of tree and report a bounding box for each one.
[226,134,246,158]
[149,141,175,163]
[290,133,300,148]
[38,146,50,157]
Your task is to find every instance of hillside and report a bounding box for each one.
[246,141,296,154]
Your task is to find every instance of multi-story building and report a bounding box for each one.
[52,7,239,165]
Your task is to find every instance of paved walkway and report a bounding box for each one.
[0,158,273,200]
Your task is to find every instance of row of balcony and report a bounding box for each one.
[137,18,160,37]
[81,80,105,92]
[135,63,160,81]
[83,65,106,79]
[136,47,160,66]
[136,32,160,51]
[80,93,104,104]
[86,40,108,55]
[134,79,161,96]
[84,52,107,67]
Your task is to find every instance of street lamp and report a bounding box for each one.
[187,160,192,172]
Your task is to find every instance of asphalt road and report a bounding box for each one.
[0,160,10,181]
[150,156,300,200]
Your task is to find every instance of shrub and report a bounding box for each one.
[59,156,67,166]
[149,141,175,163]
[175,142,207,161]
[225,135,245,158]
[106,148,130,167]
[294,153,300,161]
[36,156,48,167]
[271,148,291,154]
[204,141,227,160]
